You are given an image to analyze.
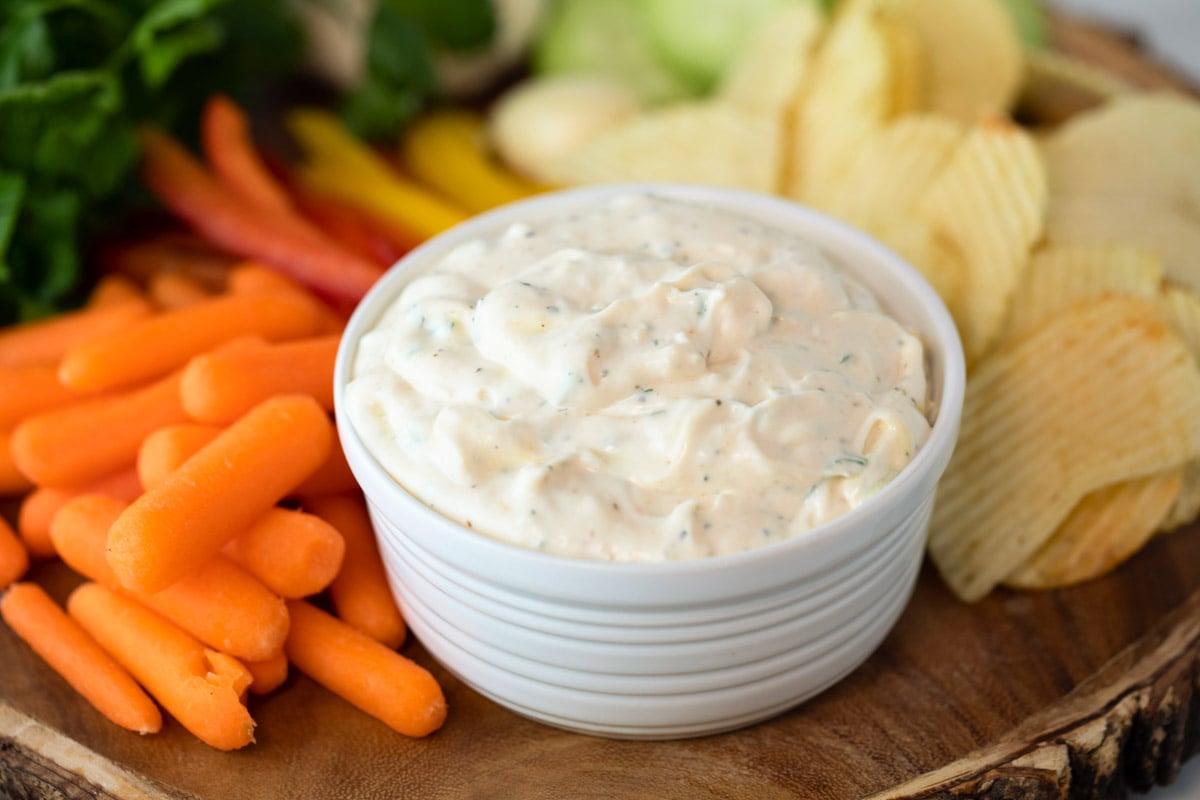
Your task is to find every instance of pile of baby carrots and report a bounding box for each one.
[0,93,545,750]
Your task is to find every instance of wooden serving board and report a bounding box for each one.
[4,13,1200,800]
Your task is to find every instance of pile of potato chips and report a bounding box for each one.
[492,0,1200,602]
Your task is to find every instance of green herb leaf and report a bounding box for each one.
[0,0,303,325]
[341,7,436,140]
[342,0,497,141]
[129,0,226,88]
[0,172,25,279]
[380,0,496,52]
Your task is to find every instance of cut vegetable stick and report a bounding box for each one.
[68,582,255,750]
[0,364,88,429]
[16,489,60,559]
[305,493,406,648]
[17,468,142,559]
[2,583,162,734]
[243,650,289,695]
[226,261,308,296]
[49,494,130,585]
[0,300,151,369]
[141,558,289,663]
[87,274,145,308]
[294,439,358,497]
[288,181,421,267]
[147,269,214,310]
[137,417,356,497]
[0,429,33,496]
[101,233,235,290]
[400,109,545,213]
[0,518,29,588]
[222,507,345,599]
[52,494,289,662]
[285,599,444,737]
[107,394,334,593]
[202,95,295,215]
[181,334,340,423]
[59,290,324,393]
[10,370,188,488]
[136,423,222,491]
[139,127,383,303]
[287,109,468,240]
[225,263,347,334]
[291,186,396,267]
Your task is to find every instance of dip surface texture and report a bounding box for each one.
[346,193,931,561]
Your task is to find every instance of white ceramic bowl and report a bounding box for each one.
[334,184,966,740]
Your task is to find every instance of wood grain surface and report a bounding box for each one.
[4,12,1200,800]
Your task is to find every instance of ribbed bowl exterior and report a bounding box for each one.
[367,493,933,738]
[335,184,966,740]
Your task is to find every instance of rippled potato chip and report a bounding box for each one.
[1041,93,1200,290]
[914,118,1046,361]
[885,0,1023,122]
[875,219,964,303]
[1155,285,1200,534]
[1160,460,1200,534]
[541,102,781,192]
[785,0,912,203]
[1000,244,1163,343]
[928,295,1200,602]
[1159,283,1200,362]
[1004,468,1182,590]
[718,3,824,118]
[819,114,964,227]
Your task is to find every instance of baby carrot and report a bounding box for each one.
[17,468,142,559]
[0,364,87,429]
[147,269,214,309]
[87,274,145,308]
[223,507,345,599]
[52,494,290,662]
[100,233,234,289]
[227,261,305,296]
[294,438,358,497]
[136,417,355,497]
[202,95,295,216]
[181,334,340,423]
[58,290,324,393]
[136,423,221,491]
[2,583,162,734]
[139,127,383,303]
[142,557,290,663]
[10,370,188,489]
[304,493,406,649]
[225,263,346,334]
[0,518,29,588]
[68,582,256,750]
[107,394,334,593]
[0,429,33,496]
[16,489,60,559]
[285,599,445,737]
[0,300,151,369]
[243,649,289,696]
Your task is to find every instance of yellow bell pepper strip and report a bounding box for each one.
[285,109,469,241]
[399,109,549,213]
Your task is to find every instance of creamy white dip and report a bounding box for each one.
[346,193,931,561]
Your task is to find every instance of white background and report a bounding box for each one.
[1046,4,1199,797]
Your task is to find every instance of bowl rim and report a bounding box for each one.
[334,182,967,580]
